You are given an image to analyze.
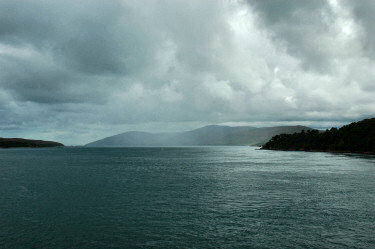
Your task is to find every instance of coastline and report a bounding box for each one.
[260,148,375,156]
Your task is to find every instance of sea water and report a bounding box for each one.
[0,147,374,248]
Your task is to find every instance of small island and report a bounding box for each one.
[0,138,64,148]
[261,118,375,154]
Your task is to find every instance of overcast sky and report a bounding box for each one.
[0,0,374,145]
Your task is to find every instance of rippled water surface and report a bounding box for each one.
[0,147,374,248]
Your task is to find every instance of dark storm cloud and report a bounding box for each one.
[0,0,163,104]
[0,0,374,144]
[246,0,375,72]
[344,0,375,58]
[247,0,328,24]
[247,0,339,72]
[0,0,126,71]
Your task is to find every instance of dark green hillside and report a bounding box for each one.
[0,138,64,148]
[261,118,375,154]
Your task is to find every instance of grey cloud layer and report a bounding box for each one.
[0,0,374,144]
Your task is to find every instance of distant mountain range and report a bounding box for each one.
[85,125,311,147]
[0,138,64,148]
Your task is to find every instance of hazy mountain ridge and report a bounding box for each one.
[85,125,311,147]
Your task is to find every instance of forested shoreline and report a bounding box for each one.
[261,118,375,154]
[0,138,64,148]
